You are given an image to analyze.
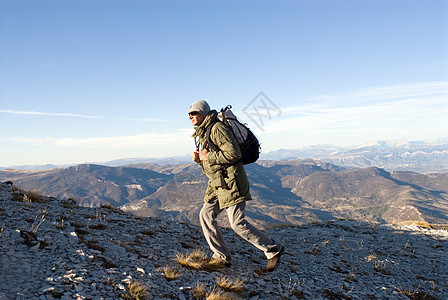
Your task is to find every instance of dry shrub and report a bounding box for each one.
[127,281,148,300]
[158,266,181,281]
[192,282,208,299]
[26,190,45,203]
[215,275,245,293]
[176,249,210,270]
[176,248,230,271]
[206,288,236,300]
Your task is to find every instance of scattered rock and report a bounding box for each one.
[0,182,447,299]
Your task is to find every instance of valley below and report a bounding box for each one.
[2,158,447,230]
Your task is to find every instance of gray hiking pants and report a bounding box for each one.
[199,197,281,261]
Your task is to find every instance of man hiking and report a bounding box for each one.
[189,99,284,272]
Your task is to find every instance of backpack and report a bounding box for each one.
[205,105,260,165]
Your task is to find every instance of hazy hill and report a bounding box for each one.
[262,139,448,173]
[0,164,170,207]
[2,139,448,173]
[2,159,447,228]
[283,166,448,224]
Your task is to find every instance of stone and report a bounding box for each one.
[0,182,447,299]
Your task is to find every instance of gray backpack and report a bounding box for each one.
[206,105,260,165]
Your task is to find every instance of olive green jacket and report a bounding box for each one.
[192,110,252,209]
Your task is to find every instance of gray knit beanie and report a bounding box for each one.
[188,100,210,116]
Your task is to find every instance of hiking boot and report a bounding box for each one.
[209,258,232,268]
[266,246,285,272]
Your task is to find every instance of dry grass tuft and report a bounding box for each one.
[191,282,208,299]
[373,260,393,275]
[176,248,224,271]
[158,266,181,281]
[26,190,45,203]
[366,252,377,261]
[191,280,241,300]
[304,243,319,255]
[11,187,45,203]
[215,275,245,293]
[396,285,438,300]
[206,288,236,300]
[127,281,148,300]
[176,248,208,269]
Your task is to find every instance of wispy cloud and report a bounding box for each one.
[114,117,167,122]
[0,109,102,119]
[249,81,448,147]
[289,80,448,111]
[11,128,193,149]
[0,109,165,122]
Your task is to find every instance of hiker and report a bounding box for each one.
[189,99,284,272]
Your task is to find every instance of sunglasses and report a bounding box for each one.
[189,111,200,116]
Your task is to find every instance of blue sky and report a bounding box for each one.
[0,0,447,167]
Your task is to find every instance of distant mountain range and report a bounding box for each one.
[2,159,447,229]
[261,139,448,173]
[2,139,447,173]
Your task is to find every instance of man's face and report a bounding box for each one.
[189,111,205,126]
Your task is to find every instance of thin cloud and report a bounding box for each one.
[279,80,448,116]
[0,109,165,122]
[11,128,193,149]
[114,117,167,122]
[0,109,102,119]
[256,81,448,137]
[305,80,448,107]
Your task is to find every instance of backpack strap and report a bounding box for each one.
[204,120,220,152]
[205,120,231,189]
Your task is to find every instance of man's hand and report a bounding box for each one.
[199,149,209,161]
[192,150,200,163]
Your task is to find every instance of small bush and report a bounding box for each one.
[176,249,209,270]
[158,266,181,281]
[215,275,245,293]
[11,187,46,203]
[192,282,208,300]
[127,281,148,300]
[27,190,45,203]
[206,288,236,300]
[176,249,230,271]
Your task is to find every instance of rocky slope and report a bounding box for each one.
[1,182,447,299]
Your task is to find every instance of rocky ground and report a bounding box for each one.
[1,182,447,300]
